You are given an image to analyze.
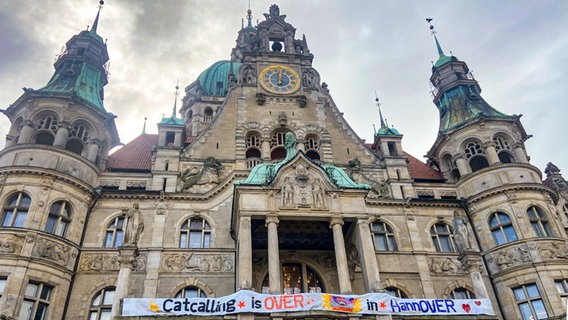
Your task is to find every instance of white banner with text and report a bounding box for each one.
[122,290,494,316]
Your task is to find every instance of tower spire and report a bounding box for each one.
[375,92,387,129]
[245,0,255,30]
[171,81,179,118]
[90,1,104,35]
[142,117,147,134]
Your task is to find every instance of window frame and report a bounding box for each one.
[88,287,115,320]
[527,206,552,237]
[385,286,408,298]
[45,201,72,237]
[104,215,126,248]
[2,192,31,228]
[179,217,211,249]
[430,222,457,253]
[19,281,53,320]
[371,220,398,252]
[175,286,207,299]
[489,212,518,246]
[512,283,548,320]
[449,287,476,299]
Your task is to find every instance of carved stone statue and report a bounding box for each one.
[123,203,144,246]
[243,66,257,85]
[281,177,294,207]
[177,157,224,193]
[452,211,471,253]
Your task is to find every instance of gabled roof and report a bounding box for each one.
[405,152,444,181]
[105,134,158,172]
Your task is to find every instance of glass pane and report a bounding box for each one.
[62,205,71,218]
[185,288,198,298]
[50,202,62,214]
[532,300,548,319]
[532,223,543,237]
[115,231,123,247]
[15,211,27,227]
[88,311,98,320]
[180,221,188,230]
[0,278,6,293]
[499,213,511,223]
[102,289,115,305]
[34,302,48,320]
[190,219,203,229]
[20,196,31,207]
[45,217,57,234]
[526,284,539,298]
[40,286,51,300]
[440,236,452,252]
[8,195,19,206]
[518,302,532,320]
[179,233,188,248]
[203,233,210,248]
[556,281,565,293]
[493,230,505,245]
[104,232,113,248]
[2,211,13,226]
[100,310,111,320]
[204,222,211,231]
[513,287,526,300]
[92,293,101,306]
[19,300,34,320]
[58,221,68,237]
[388,237,397,251]
[25,283,39,297]
[453,289,467,299]
[189,232,202,248]
[504,226,518,241]
[116,217,124,227]
[375,235,388,251]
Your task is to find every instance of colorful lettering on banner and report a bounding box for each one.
[122,290,494,317]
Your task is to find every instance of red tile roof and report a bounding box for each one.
[105,134,158,172]
[405,152,444,181]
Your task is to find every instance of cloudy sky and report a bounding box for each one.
[1,0,567,175]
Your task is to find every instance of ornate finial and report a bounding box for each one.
[375,91,387,129]
[172,81,180,118]
[142,117,147,134]
[244,0,254,30]
[426,17,446,57]
[90,1,104,35]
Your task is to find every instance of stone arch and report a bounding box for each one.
[380,279,412,298]
[442,280,475,299]
[170,278,215,298]
[78,279,117,318]
[175,211,216,247]
[258,256,330,294]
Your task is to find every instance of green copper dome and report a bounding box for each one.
[197,60,241,96]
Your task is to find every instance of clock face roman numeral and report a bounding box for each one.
[259,65,300,94]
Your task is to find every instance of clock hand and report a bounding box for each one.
[278,68,283,85]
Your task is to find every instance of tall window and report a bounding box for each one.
[66,123,89,155]
[513,283,548,320]
[385,286,408,298]
[262,263,323,294]
[175,286,206,298]
[464,141,488,172]
[245,131,262,169]
[527,206,552,237]
[89,287,115,320]
[430,222,456,253]
[2,192,31,228]
[45,201,71,237]
[304,134,321,160]
[494,136,515,163]
[371,221,397,251]
[270,130,290,161]
[104,215,125,248]
[450,287,475,299]
[489,212,518,245]
[555,279,568,303]
[0,276,6,298]
[19,282,53,320]
[179,217,211,248]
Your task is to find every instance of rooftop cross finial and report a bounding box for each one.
[426,17,446,58]
[142,117,147,134]
[375,91,387,129]
[90,0,104,35]
[245,0,254,29]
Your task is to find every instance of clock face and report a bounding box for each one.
[259,65,300,94]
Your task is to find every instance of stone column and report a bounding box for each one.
[483,141,500,165]
[454,153,470,176]
[237,217,253,290]
[266,216,281,294]
[330,216,352,294]
[512,143,528,163]
[355,219,381,292]
[53,123,70,147]
[458,252,489,299]
[111,246,139,319]
[19,120,35,144]
[261,139,271,161]
[297,139,305,152]
[86,139,100,162]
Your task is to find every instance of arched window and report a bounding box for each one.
[262,262,324,294]
[443,154,460,181]
[36,115,58,132]
[527,206,552,237]
[305,134,321,161]
[104,215,125,248]
[65,139,84,155]
[69,123,89,142]
[450,287,475,299]
[45,201,71,237]
[180,217,211,248]
[175,286,207,298]
[385,286,408,298]
[371,221,397,251]
[494,136,516,163]
[430,222,457,253]
[35,132,55,146]
[245,131,262,169]
[204,107,213,122]
[2,192,31,228]
[489,212,518,245]
[270,130,291,161]
[89,287,115,320]
[464,141,488,172]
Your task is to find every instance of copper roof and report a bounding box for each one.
[105,134,158,172]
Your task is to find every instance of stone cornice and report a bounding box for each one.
[0,167,94,194]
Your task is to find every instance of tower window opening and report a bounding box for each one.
[305,134,321,161]
[498,152,515,163]
[387,142,397,156]
[35,132,55,146]
[69,123,89,142]
[165,132,175,146]
[269,39,284,52]
[65,139,84,155]
[469,155,489,172]
[204,107,213,122]
[270,130,291,161]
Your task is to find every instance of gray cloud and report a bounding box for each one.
[1,0,567,174]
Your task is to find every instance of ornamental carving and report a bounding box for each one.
[242,65,257,85]
[0,234,24,254]
[100,180,120,187]
[177,157,225,193]
[161,253,234,273]
[347,158,389,199]
[126,180,147,189]
[80,254,120,272]
[539,242,568,259]
[428,257,465,275]
[279,165,327,209]
[33,238,77,269]
[486,242,540,274]
[302,69,317,88]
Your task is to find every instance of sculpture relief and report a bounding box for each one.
[0,234,23,254]
[540,242,568,259]
[123,203,144,246]
[79,253,146,272]
[33,238,75,268]
[177,157,224,193]
[242,66,257,85]
[279,165,328,209]
[486,243,541,274]
[161,253,234,273]
[428,257,464,275]
[347,158,390,199]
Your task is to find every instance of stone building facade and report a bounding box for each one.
[1,4,568,320]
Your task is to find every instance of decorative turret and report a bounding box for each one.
[158,83,185,148]
[427,20,513,133]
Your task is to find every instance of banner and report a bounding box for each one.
[122,290,494,317]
